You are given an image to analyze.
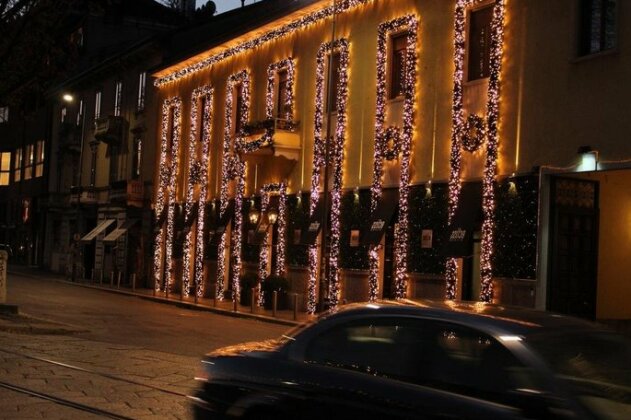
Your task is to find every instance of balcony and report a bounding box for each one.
[58,122,81,154]
[109,179,144,207]
[239,118,301,181]
[94,115,127,147]
[69,186,97,205]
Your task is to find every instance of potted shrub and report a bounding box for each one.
[262,275,289,310]
[239,272,259,306]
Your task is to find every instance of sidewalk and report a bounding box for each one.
[7,265,311,327]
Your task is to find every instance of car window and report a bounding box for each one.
[304,317,538,405]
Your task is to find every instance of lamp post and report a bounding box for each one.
[63,93,87,282]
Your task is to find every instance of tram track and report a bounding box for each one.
[0,347,192,418]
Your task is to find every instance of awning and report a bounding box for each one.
[362,188,398,245]
[301,196,328,245]
[103,219,139,243]
[440,183,483,257]
[80,219,116,243]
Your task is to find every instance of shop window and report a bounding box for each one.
[114,81,123,117]
[0,106,8,123]
[61,107,67,123]
[578,0,617,56]
[13,149,22,182]
[137,72,147,111]
[76,99,84,126]
[468,5,493,81]
[35,140,44,178]
[0,152,10,185]
[390,32,410,99]
[277,68,289,119]
[23,144,34,180]
[326,52,341,114]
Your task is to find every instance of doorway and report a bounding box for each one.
[548,177,599,319]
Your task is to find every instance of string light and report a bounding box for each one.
[182,85,213,298]
[307,38,350,313]
[256,183,287,306]
[446,0,505,301]
[154,97,182,292]
[369,15,418,301]
[218,70,250,302]
[154,0,374,87]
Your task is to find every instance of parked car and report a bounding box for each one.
[190,301,631,419]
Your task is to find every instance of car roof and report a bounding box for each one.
[316,300,602,338]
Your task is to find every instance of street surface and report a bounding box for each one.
[0,268,289,419]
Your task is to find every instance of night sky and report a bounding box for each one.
[196,0,260,15]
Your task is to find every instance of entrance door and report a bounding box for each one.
[548,177,599,319]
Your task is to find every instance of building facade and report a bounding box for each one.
[151,0,630,321]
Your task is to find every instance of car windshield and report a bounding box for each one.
[528,331,631,418]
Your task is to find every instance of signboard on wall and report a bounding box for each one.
[421,229,433,249]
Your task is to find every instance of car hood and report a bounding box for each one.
[206,339,284,358]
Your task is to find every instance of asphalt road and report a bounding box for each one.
[5,268,289,358]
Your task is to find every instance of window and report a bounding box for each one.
[76,99,84,126]
[13,149,22,182]
[579,0,617,56]
[468,5,493,81]
[304,318,537,405]
[277,69,289,119]
[114,81,123,117]
[95,90,102,119]
[61,107,67,123]
[234,83,244,133]
[35,140,44,178]
[137,72,147,111]
[24,144,34,180]
[390,32,409,99]
[326,52,341,113]
[0,152,10,185]
[0,106,8,123]
[132,137,142,179]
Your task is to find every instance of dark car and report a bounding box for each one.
[190,301,631,419]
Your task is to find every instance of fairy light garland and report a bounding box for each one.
[155,0,374,87]
[307,38,350,313]
[446,0,505,301]
[218,70,250,302]
[153,97,182,292]
[182,85,213,298]
[255,183,287,306]
[236,58,295,153]
[369,15,418,301]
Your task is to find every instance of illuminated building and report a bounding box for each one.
[151,0,631,322]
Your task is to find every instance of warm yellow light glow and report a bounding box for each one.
[62,93,74,103]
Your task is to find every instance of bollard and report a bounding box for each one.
[131,274,136,292]
[251,288,256,313]
[117,272,121,288]
[110,271,114,287]
[272,291,278,318]
[213,285,217,307]
[91,269,95,283]
[99,270,103,285]
[293,293,298,321]
[82,267,86,280]
[233,297,237,312]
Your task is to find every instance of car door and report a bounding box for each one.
[285,316,527,419]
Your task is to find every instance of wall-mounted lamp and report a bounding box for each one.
[267,208,279,225]
[248,205,260,225]
[353,186,360,204]
[62,93,74,103]
[425,180,432,199]
[577,145,598,172]
[508,173,517,196]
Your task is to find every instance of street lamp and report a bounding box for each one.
[63,92,87,282]
[248,200,260,225]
